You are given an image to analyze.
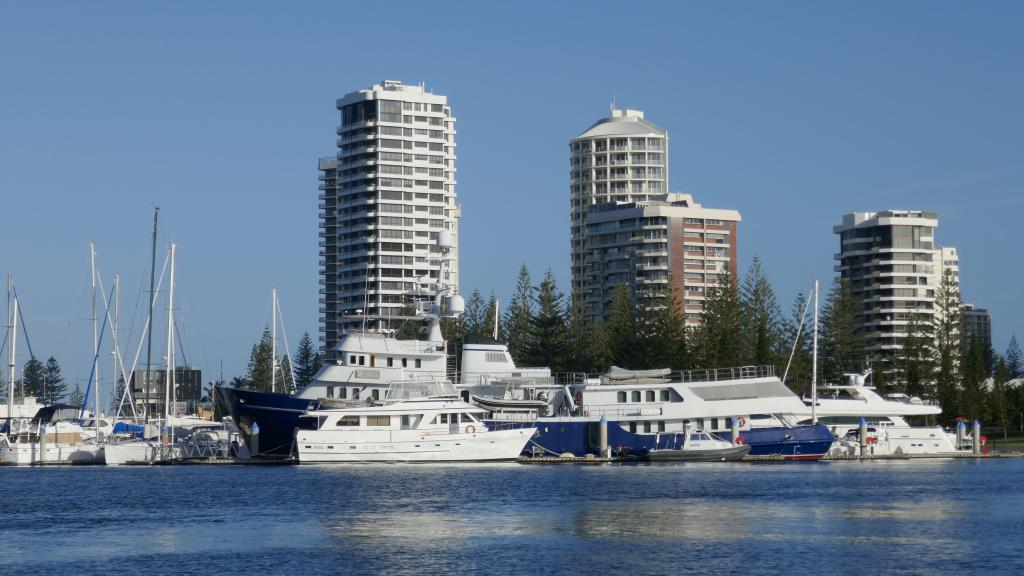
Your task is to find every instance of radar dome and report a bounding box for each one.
[448,294,465,314]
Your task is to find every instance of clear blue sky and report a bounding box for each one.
[1,1,1021,399]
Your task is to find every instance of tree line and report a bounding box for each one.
[235,329,322,393]
[0,356,69,405]
[454,259,1024,431]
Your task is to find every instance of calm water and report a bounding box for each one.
[2,459,1023,575]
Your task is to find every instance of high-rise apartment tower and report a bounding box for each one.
[570,109,668,294]
[319,81,459,353]
[834,210,959,361]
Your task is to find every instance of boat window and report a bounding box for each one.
[658,421,666,432]
[689,434,701,442]
[401,415,411,429]
[415,359,422,368]
[711,418,718,430]
[370,355,376,368]
[440,414,448,424]
[628,421,637,433]
[339,387,347,399]
[646,390,655,402]
[337,415,360,427]
[643,421,651,433]
[700,434,711,441]
[631,391,641,402]
[387,357,394,367]
[402,358,408,368]
[352,388,360,399]
[659,390,670,402]
[326,386,334,399]
[372,389,380,400]
[358,356,365,366]
[367,415,391,426]
[617,391,627,403]
[461,413,475,423]
[349,355,356,365]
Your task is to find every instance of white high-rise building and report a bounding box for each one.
[319,81,459,352]
[834,210,959,361]
[570,109,668,294]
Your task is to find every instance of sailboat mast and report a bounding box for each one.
[91,243,101,438]
[164,243,176,444]
[111,273,120,416]
[811,279,819,426]
[271,288,277,394]
[7,274,16,424]
[144,207,159,424]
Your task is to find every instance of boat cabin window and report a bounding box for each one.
[352,388,360,399]
[358,356,365,366]
[461,413,476,423]
[387,357,394,367]
[367,415,391,426]
[659,390,670,402]
[339,387,347,399]
[326,386,334,399]
[349,355,356,365]
[689,434,702,442]
[402,358,408,368]
[337,415,360,427]
[415,359,422,368]
[617,391,627,403]
[631,391,641,402]
[658,421,666,432]
[645,390,655,402]
[401,415,411,429]
[643,421,651,433]
[438,414,448,424]
[628,422,637,433]
[372,389,380,400]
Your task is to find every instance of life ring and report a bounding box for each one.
[466,425,476,434]
[736,436,745,445]
[737,417,747,428]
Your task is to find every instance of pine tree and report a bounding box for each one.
[293,332,320,390]
[502,264,535,364]
[780,293,812,394]
[564,290,592,373]
[693,272,741,369]
[899,316,935,399]
[870,357,890,396]
[246,326,274,392]
[653,283,688,370]
[818,278,867,385]
[42,357,67,404]
[68,383,85,408]
[587,317,613,373]
[525,269,568,372]
[21,357,45,401]
[1005,335,1023,378]
[739,257,784,367]
[605,283,638,368]
[462,289,486,338]
[959,336,988,422]
[934,269,961,416]
[278,355,295,392]
[991,356,1012,443]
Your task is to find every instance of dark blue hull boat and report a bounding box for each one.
[492,419,834,460]
[215,387,313,458]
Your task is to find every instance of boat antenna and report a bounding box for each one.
[144,207,159,424]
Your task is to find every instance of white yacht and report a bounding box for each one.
[0,405,105,465]
[295,381,535,463]
[797,371,963,456]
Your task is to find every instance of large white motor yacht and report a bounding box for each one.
[295,382,535,463]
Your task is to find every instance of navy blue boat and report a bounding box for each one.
[216,387,314,458]
[492,419,834,460]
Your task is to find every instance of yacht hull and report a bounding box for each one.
[295,428,535,463]
[216,387,313,458]
[0,442,104,465]
[493,419,833,460]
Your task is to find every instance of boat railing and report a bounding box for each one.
[582,365,776,385]
[581,404,664,418]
